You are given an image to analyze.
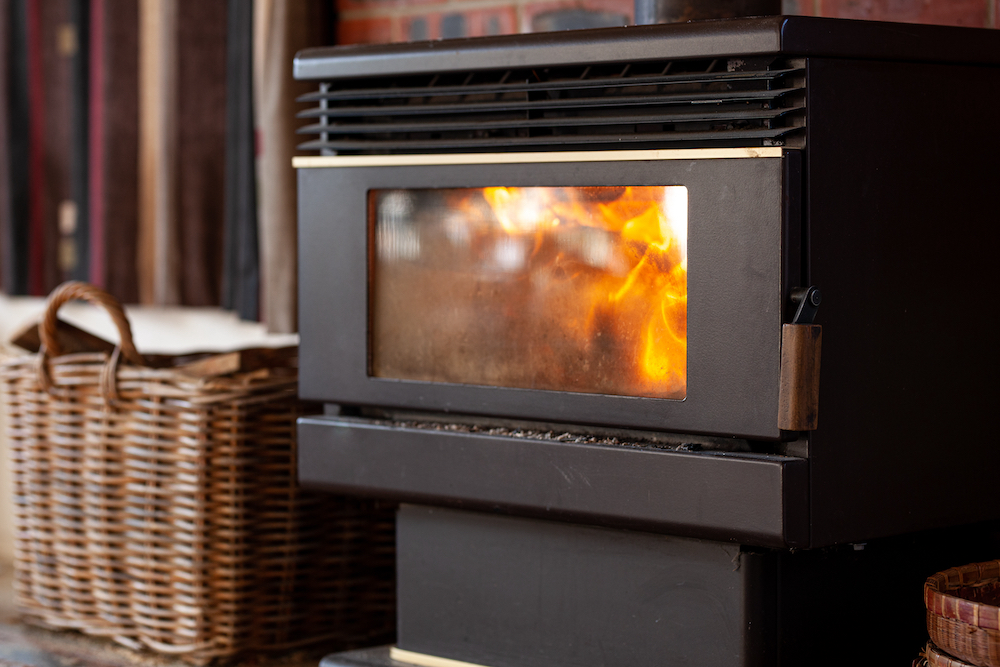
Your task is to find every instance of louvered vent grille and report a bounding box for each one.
[297,56,806,155]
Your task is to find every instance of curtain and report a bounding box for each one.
[222,0,259,322]
[253,0,330,333]
[2,0,328,317]
[89,0,140,303]
[137,0,226,306]
[0,0,18,294]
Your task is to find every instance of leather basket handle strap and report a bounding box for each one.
[36,281,145,400]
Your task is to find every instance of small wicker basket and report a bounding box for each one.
[925,641,978,667]
[1,282,395,664]
[925,560,1000,667]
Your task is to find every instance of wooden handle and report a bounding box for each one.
[778,323,822,431]
[39,281,144,365]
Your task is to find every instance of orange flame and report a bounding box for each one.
[475,186,687,398]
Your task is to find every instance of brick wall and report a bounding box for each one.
[337,0,997,45]
[783,0,997,27]
[336,0,632,44]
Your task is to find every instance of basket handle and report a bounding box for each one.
[37,281,145,398]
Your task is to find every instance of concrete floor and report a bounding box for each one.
[0,564,328,667]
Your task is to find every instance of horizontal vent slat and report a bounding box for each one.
[298,127,800,152]
[297,56,806,154]
[295,67,803,103]
[297,106,802,136]
[297,88,801,119]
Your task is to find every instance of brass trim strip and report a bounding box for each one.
[292,146,783,168]
[389,647,493,667]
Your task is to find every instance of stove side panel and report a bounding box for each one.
[805,57,1000,547]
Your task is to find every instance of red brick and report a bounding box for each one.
[818,0,988,27]
[337,16,397,44]
[994,0,998,27]
[337,0,446,13]
[520,0,633,32]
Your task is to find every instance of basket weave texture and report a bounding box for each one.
[1,282,395,664]
[926,641,978,667]
[925,560,1000,667]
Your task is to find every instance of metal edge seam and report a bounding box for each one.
[390,647,492,667]
[292,146,785,168]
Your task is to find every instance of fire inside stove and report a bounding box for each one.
[370,185,688,399]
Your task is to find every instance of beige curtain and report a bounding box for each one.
[135,0,319,316]
[253,0,325,333]
[137,0,179,305]
[137,0,226,307]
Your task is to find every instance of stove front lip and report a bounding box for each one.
[297,149,798,440]
[297,415,810,548]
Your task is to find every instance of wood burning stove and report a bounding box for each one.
[292,16,1000,666]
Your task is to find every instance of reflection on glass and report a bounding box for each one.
[370,186,688,399]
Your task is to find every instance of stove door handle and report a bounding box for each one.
[778,321,822,432]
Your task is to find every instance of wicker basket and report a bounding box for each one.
[925,642,979,667]
[1,282,395,664]
[925,560,1000,667]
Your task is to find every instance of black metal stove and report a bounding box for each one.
[292,16,1000,666]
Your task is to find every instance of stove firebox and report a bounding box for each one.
[370,185,689,399]
[293,16,1000,666]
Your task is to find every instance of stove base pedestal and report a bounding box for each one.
[354,505,998,667]
[394,504,772,667]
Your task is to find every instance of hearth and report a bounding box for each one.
[292,16,1000,666]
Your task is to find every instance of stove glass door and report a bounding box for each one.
[370,185,688,399]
